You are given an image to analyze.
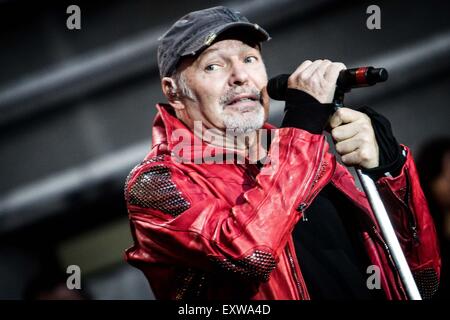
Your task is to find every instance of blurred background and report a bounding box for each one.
[0,0,449,299]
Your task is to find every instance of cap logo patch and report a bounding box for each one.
[204,33,217,46]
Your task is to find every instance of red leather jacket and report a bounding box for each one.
[124,104,440,300]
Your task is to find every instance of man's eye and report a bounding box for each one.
[205,64,220,71]
[244,56,257,63]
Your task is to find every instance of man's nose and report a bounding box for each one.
[228,63,249,86]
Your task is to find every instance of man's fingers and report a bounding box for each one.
[288,60,348,103]
[300,59,325,79]
[340,149,361,166]
[329,107,379,169]
[341,147,377,168]
[324,62,346,83]
[291,60,312,78]
[335,135,363,154]
[296,60,313,74]
[331,121,360,142]
[329,108,365,128]
[312,60,332,79]
[289,60,312,88]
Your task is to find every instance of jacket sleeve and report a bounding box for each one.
[124,127,329,283]
[375,145,441,299]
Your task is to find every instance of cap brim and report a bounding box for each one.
[181,21,270,57]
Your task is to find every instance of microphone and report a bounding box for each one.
[267,67,388,101]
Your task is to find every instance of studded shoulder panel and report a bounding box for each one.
[125,156,191,217]
[210,250,277,282]
[413,268,439,299]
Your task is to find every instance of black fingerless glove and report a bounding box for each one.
[281,88,335,134]
[357,106,406,180]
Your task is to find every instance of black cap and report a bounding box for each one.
[157,6,271,78]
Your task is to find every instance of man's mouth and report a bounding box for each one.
[225,94,259,111]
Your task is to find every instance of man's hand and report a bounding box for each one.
[287,59,379,169]
[288,59,346,103]
[330,108,380,169]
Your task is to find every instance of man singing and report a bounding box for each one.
[124,6,440,300]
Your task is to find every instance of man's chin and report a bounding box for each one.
[223,114,264,134]
[225,127,259,134]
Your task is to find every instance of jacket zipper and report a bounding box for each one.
[285,245,307,299]
[296,138,329,221]
[378,168,418,242]
[371,225,396,268]
[371,225,407,296]
[287,138,328,298]
[404,171,418,241]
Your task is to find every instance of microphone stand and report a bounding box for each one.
[333,89,422,300]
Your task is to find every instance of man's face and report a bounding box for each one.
[176,38,268,134]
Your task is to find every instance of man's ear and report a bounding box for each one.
[161,77,185,110]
